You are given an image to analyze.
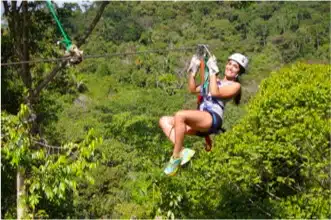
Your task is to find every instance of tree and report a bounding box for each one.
[1,1,109,218]
[2,105,102,218]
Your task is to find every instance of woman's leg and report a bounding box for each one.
[173,110,212,158]
[159,116,196,144]
[160,110,212,175]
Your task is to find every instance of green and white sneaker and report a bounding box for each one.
[180,148,195,166]
[164,156,182,176]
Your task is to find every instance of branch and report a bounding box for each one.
[33,2,109,97]
[3,1,9,16]
[34,61,66,97]
[6,1,26,84]
[76,1,109,48]
[17,1,23,12]
[12,1,17,13]
[22,1,32,89]
[255,184,281,201]
[232,182,272,217]
[35,141,64,150]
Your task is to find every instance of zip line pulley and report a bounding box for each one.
[46,0,83,65]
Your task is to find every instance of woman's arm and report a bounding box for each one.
[187,55,202,94]
[188,72,201,94]
[209,74,240,98]
[207,55,240,99]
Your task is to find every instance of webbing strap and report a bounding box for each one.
[202,56,210,96]
[205,135,212,152]
[199,55,210,98]
[197,55,212,152]
[46,0,72,51]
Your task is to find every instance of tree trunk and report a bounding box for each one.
[16,2,31,218]
[16,168,26,219]
[22,1,32,90]
[3,2,110,217]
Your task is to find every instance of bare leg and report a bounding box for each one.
[172,110,212,158]
[159,116,196,144]
[159,116,176,144]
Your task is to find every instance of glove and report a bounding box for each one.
[187,55,201,76]
[207,55,219,75]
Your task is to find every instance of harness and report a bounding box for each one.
[196,45,226,152]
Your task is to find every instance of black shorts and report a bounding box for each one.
[196,109,223,137]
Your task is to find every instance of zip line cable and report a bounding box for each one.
[1,38,273,67]
[1,46,197,67]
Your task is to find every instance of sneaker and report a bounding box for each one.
[164,156,182,176]
[180,148,195,166]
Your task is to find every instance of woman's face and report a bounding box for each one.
[225,59,240,78]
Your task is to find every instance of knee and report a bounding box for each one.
[174,110,186,123]
[159,116,171,128]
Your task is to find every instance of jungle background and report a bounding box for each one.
[1,1,330,219]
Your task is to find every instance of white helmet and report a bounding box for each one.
[228,53,249,71]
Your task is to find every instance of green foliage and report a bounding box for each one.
[2,1,330,218]
[1,157,17,219]
[155,63,331,218]
[50,2,330,218]
[1,104,103,217]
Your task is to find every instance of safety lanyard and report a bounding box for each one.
[46,0,72,51]
[197,44,211,97]
[202,56,210,97]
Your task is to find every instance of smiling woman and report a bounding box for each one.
[2,1,330,218]
[159,52,249,176]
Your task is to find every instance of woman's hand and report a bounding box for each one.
[207,55,219,75]
[188,55,201,77]
[187,55,201,93]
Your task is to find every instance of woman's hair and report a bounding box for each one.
[233,66,245,105]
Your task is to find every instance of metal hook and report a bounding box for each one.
[196,44,212,58]
[203,45,212,57]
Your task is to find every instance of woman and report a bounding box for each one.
[159,53,249,176]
